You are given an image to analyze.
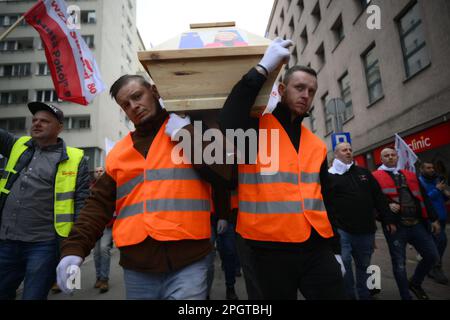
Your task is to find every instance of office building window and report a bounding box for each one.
[37,63,51,76]
[0,90,28,105]
[312,1,321,31]
[0,38,33,51]
[64,116,91,130]
[397,2,431,78]
[309,106,316,132]
[362,45,384,103]
[0,63,31,77]
[291,46,298,67]
[81,10,96,24]
[331,15,344,47]
[0,14,26,27]
[339,72,353,121]
[315,43,325,71]
[0,117,26,132]
[322,92,333,134]
[297,0,304,16]
[288,18,295,38]
[300,27,308,51]
[36,90,59,102]
[358,0,372,9]
[82,35,95,48]
[280,9,285,27]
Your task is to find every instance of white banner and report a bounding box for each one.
[25,0,106,105]
[395,133,418,172]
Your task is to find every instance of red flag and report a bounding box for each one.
[24,0,105,106]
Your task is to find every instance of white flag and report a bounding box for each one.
[395,133,418,173]
[263,82,280,115]
[24,0,106,105]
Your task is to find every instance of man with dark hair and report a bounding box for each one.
[218,38,346,300]
[373,148,440,300]
[56,75,227,300]
[0,102,90,299]
[419,161,449,284]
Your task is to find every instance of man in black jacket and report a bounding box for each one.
[326,142,394,299]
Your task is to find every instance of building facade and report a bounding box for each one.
[0,0,145,171]
[265,0,450,173]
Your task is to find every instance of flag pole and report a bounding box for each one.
[0,15,25,42]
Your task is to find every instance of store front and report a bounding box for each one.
[355,120,450,178]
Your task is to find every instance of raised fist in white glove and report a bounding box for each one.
[165,113,191,140]
[334,254,346,277]
[259,38,294,74]
[56,255,83,294]
[217,219,228,235]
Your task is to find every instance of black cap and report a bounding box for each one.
[28,102,64,124]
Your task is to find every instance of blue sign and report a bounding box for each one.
[331,132,352,151]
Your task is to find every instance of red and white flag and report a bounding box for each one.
[395,133,418,173]
[24,0,105,106]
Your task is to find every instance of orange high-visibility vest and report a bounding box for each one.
[372,169,428,219]
[237,114,334,242]
[106,118,212,247]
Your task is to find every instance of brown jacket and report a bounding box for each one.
[61,110,229,273]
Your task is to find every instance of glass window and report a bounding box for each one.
[309,106,316,132]
[322,92,333,134]
[397,2,430,78]
[339,72,353,121]
[0,118,26,132]
[363,45,384,103]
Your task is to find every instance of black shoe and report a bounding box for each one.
[51,283,62,294]
[428,266,449,285]
[369,288,381,296]
[226,286,239,300]
[409,280,429,300]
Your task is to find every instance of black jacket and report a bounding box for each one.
[0,129,90,221]
[324,165,395,234]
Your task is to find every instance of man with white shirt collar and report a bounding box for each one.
[372,147,440,300]
[325,142,394,299]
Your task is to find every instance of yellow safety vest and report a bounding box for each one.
[0,136,84,237]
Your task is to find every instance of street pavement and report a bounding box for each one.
[48,223,450,300]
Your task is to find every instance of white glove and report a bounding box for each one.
[165,113,191,140]
[335,254,346,277]
[56,255,83,294]
[259,38,294,74]
[217,219,228,235]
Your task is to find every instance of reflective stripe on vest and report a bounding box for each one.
[373,169,428,219]
[237,114,333,243]
[106,118,212,246]
[0,137,83,237]
[54,146,84,237]
[0,136,31,195]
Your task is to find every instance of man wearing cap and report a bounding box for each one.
[0,102,90,300]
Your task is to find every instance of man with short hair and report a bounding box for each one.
[419,161,449,284]
[56,75,225,300]
[326,142,394,299]
[218,38,346,300]
[0,102,90,300]
[373,148,440,300]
